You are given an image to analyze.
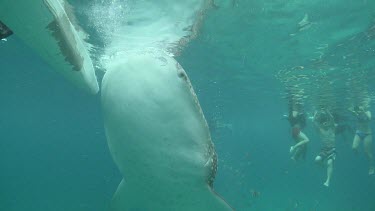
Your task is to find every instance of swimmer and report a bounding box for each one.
[286,97,310,161]
[314,110,336,187]
[349,105,374,175]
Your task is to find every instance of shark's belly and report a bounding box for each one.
[101,51,216,187]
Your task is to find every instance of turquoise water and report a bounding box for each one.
[1,0,375,210]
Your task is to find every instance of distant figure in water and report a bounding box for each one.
[313,109,336,187]
[287,98,310,161]
[0,20,13,40]
[349,105,374,175]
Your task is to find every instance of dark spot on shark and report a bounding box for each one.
[205,143,218,188]
[177,71,186,79]
[176,62,187,80]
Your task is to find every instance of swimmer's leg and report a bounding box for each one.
[324,158,333,187]
[293,147,304,161]
[302,147,307,160]
[315,155,323,163]
[364,134,374,175]
[352,133,361,153]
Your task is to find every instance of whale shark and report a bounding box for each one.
[0,0,233,210]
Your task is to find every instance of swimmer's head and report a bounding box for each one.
[316,111,332,126]
[354,105,365,113]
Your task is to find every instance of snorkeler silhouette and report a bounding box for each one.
[0,21,13,39]
[313,109,336,187]
[287,96,310,161]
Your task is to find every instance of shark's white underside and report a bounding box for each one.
[102,51,233,211]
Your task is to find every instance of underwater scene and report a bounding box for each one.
[1,0,375,210]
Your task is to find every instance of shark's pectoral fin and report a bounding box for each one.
[0,0,99,94]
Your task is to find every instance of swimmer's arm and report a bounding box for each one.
[366,111,371,120]
[348,107,358,115]
[312,111,318,126]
